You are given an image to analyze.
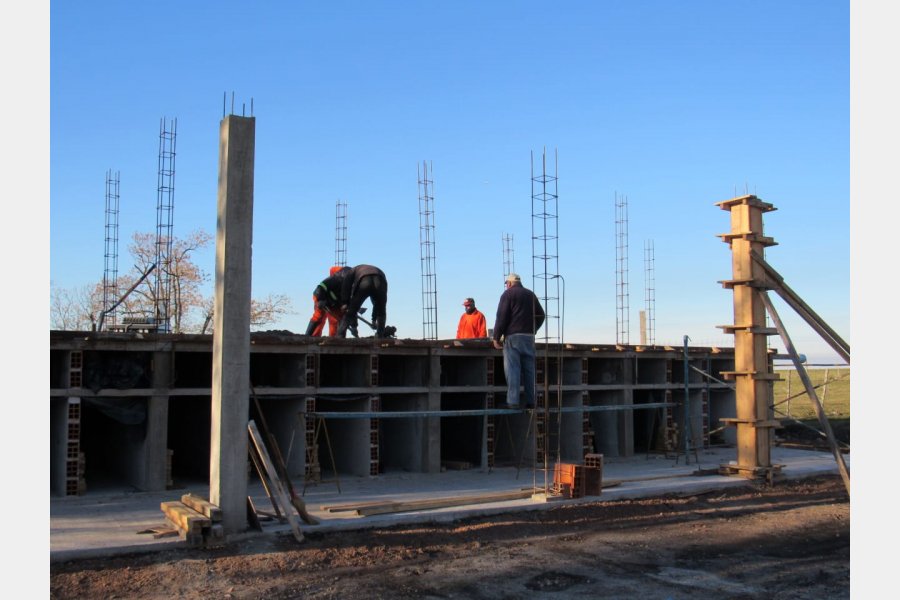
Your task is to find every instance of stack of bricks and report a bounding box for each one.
[305,354,318,387]
[552,455,603,499]
[66,351,84,496]
[65,400,83,496]
[486,357,495,469]
[160,493,224,547]
[370,355,379,386]
[665,359,677,452]
[369,354,381,475]
[580,359,594,455]
[303,397,320,482]
[552,462,578,497]
[369,396,380,476]
[583,453,603,496]
[700,387,709,445]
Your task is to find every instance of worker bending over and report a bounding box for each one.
[336,264,388,338]
[305,266,352,337]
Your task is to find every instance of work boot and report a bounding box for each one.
[374,317,385,339]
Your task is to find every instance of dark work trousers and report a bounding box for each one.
[339,274,388,337]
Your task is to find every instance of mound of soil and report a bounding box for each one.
[777,418,849,449]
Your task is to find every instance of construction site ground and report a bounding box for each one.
[50,435,850,599]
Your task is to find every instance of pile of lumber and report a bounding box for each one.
[160,493,224,547]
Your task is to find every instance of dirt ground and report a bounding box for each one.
[50,473,849,599]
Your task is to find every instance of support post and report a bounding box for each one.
[715,195,780,479]
[137,350,171,490]
[759,292,850,494]
[210,114,255,534]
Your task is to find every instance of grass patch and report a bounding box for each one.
[772,367,850,420]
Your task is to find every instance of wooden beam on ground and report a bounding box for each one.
[160,500,211,533]
[181,493,223,522]
[355,489,535,516]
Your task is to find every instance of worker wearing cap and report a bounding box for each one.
[456,297,487,339]
[492,273,545,409]
[305,266,352,337]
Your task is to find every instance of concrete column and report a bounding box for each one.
[210,115,255,533]
[619,357,634,457]
[424,352,442,473]
[50,398,68,496]
[134,351,171,491]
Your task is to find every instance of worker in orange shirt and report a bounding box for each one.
[305,266,352,337]
[456,297,487,339]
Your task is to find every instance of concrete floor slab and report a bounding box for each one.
[50,446,846,563]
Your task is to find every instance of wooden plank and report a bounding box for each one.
[251,392,319,525]
[136,526,179,539]
[246,497,262,531]
[248,442,283,520]
[160,500,210,533]
[181,493,223,522]
[322,487,537,514]
[321,500,390,513]
[356,489,534,516]
[248,420,304,542]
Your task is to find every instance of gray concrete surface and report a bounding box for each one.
[50,446,846,563]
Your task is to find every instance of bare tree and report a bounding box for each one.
[123,229,213,332]
[199,294,295,333]
[50,283,102,330]
[52,229,295,333]
[250,294,294,330]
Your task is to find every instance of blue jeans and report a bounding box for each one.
[503,333,536,407]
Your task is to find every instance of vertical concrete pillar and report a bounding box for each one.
[716,194,778,478]
[210,115,255,533]
[134,351,171,490]
[424,352,442,472]
[619,356,634,457]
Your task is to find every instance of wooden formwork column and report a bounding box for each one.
[715,194,781,479]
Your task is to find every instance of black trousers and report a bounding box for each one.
[340,274,388,336]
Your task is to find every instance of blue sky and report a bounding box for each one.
[48,0,850,362]
[15,2,900,592]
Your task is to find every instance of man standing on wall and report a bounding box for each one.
[492,273,545,409]
[456,297,487,339]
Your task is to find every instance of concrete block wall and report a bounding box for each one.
[49,332,737,496]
